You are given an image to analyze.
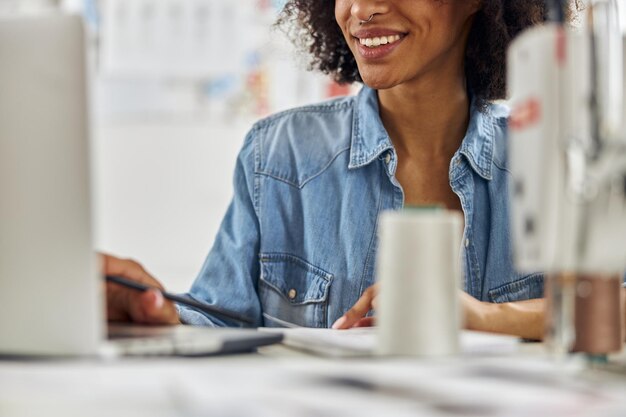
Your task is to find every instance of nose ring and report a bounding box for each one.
[359,14,375,25]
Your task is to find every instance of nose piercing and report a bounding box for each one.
[359,14,375,25]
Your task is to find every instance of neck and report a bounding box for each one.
[377,71,470,160]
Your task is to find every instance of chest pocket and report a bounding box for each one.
[487,273,544,303]
[259,253,333,328]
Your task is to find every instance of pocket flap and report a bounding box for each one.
[259,253,333,305]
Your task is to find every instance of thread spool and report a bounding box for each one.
[376,209,463,357]
[545,274,623,357]
[573,275,623,355]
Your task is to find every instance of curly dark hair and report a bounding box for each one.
[277,1,561,105]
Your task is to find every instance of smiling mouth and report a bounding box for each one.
[357,34,402,48]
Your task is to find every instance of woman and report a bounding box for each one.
[105,0,551,339]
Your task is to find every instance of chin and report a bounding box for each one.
[359,72,402,91]
[361,78,400,91]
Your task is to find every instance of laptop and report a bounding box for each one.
[0,12,281,357]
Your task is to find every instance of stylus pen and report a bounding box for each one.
[105,275,254,325]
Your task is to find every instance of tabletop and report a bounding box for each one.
[2,334,626,417]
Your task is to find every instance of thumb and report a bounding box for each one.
[130,289,179,324]
[141,289,164,312]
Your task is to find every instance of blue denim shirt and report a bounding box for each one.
[178,86,545,328]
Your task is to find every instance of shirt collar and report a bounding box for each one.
[348,86,393,170]
[348,86,495,181]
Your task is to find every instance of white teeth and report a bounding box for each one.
[359,35,401,48]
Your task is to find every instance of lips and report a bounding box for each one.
[352,28,407,60]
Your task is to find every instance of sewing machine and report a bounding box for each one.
[508,0,626,357]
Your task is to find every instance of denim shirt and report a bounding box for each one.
[178,86,545,328]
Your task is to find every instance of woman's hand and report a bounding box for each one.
[102,253,180,325]
[332,284,379,329]
[331,284,503,333]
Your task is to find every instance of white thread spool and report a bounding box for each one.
[376,209,463,357]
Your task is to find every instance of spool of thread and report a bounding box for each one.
[573,275,623,355]
[376,209,463,357]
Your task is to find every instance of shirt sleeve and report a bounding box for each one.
[177,128,263,327]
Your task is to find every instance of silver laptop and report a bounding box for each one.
[0,12,280,357]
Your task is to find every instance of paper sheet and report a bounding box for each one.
[261,327,520,357]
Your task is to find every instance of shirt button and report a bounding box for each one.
[455,158,462,166]
[288,289,297,300]
[465,238,470,248]
[384,153,392,164]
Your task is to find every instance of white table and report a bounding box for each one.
[1,338,626,417]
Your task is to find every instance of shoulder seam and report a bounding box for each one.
[251,98,355,130]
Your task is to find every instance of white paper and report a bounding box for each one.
[261,327,520,358]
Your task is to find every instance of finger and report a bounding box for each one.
[139,290,180,325]
[332,287,375,329]
[128,289,180,325]
[102,254,164,290]
[352,317,376,328]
